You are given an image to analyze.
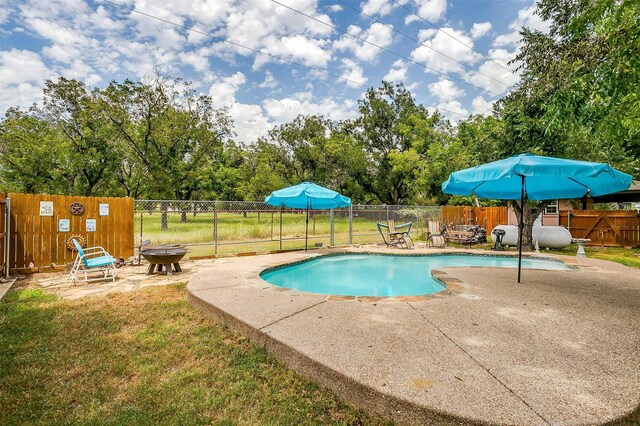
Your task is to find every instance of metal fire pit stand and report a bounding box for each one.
[139,245,186,276]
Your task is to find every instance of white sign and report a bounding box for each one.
[86,219,97,232]
[99,203,109,216]
[39,201,54,216]
[58,219,70,232]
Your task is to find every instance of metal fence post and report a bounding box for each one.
[279,207,283,250]
[214,203,218,255]
[348,205,353,245]
[329,209,334,246]
[5,198,10,278]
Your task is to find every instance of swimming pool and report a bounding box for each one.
[260,253,571,297]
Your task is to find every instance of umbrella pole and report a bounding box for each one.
[518,175,524,283]
[305,199,309,252]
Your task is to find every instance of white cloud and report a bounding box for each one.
[493,5,551,47]
[334,23,394,63]
[0,0,14,25]
[362,0,394,16]
[405,0,447,24]
[27,17,91,46]
[0,49,52,87]
[223,0,333,60]
[471,22,492,39]
[262,92,358,124]
[471,96,495,115]
[411,26,480,74]
[228,102,272,144]
[428,79,465,101]
[383,59,408,83]
[328,4,343,13]
[65,59,102,86]
[463,48,520,94]
[431,100,468,118]
[180,48,211,73]
[0,49,53,111]
[42,44,80,64]
[208,72,246,107]
[340,58,367,88]
[253,35,332,69]
[257,70,278,89]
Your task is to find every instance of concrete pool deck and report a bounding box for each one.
[187,247,640,425]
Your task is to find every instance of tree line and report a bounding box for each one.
[1,0,637,212]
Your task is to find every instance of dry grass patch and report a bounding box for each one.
[0,285,389,425]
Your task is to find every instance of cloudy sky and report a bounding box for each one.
[0,0,548,143]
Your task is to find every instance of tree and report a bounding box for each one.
[0,108,70,194]
[515,0,639,174]
[494,0,640,250]
[355,81,434,204]
[43,78,121,196]
[102,76,233,227]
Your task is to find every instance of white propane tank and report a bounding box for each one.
[491,225,572,249]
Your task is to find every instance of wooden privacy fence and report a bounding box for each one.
[4,193,134,271]
[560,210,640,247]
[440,206,509,232]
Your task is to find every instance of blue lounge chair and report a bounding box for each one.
[68,239,118,286]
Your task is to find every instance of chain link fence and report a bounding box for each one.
[134,200,442,258]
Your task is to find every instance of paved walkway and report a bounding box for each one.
[0,278,16,301]
[187,247,640,425]
[20,258,219,299]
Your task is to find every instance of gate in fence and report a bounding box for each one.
[134,200,441,257]
[560,210,640,247]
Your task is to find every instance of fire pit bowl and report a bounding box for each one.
[139,245,187,275]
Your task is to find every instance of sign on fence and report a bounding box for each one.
[5,193,134,270]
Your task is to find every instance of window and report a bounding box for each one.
[545,200,558,214]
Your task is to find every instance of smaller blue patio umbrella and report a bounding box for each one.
[442,154,632,282]
[265,182,352,251]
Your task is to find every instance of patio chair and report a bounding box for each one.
[68,239,118,286]
[377,220,414,249]
[427,220,446,248]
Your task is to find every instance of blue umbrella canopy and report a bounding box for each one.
[265,182,351,209]
[441,153,632,283]
[442,154,632,200]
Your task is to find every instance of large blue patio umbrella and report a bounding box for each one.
[265,182,352,251]
[442,153,632,282]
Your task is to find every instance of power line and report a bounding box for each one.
[101,0,367,88]
[269,0,502,97]
[388,0,516,75]
[334,0,514,89]
[100,0,496,119]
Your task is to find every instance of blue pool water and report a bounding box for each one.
[260,254,571,297]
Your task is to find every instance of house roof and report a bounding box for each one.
[591,180,640,203]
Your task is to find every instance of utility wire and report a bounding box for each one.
[101,0,366,88]
[100,0,493,120]
[270,0,502,97]
[334,0,513,89]
[388,0,516,75]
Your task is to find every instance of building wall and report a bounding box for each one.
[507,199,574,226]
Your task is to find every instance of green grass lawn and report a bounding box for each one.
[134,211,420,256]
[0,285,388,425]
[546,244,640,269]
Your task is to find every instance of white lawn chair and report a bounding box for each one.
[427,220,446,248]
[68,239,118,286]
